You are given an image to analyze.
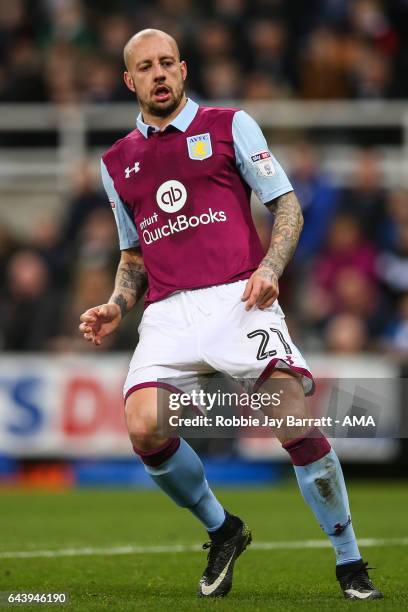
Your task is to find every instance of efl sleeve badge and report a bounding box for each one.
[250,150,276,177]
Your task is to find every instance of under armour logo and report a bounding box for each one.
[125,162,140,178]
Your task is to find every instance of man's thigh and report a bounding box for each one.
[124,294,213,400]
[204,282,314,395]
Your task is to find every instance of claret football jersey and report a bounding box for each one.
[101,98,293,305]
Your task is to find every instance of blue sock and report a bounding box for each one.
[293,448,361,565]
[144,439,225,531]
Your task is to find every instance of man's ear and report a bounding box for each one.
[180,60,187,82]
[124,71,136,92]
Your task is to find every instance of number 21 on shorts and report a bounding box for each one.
[247,328,292,361]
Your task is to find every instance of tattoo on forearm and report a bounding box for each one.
[262,192,303,279]
[111,260,147,317]
[116,262,147,295]
[113,293,128,319]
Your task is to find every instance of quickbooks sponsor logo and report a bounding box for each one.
[142,208,227,245]
[156,180,187,213]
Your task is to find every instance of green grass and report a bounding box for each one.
[0,482,407,611]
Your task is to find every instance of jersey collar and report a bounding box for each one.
[136,98,199,138]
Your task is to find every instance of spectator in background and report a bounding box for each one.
[97,14,133,62]
[39,0,96,50]
[188,19,234,96]
[72,207,118,271]
[0,36,47,102]
[0,223,18,293]
[247,18,292,90]
[325,314,369,353]
[243,71,288,100]
[51,207,142,352]
[377,223,408,304]
[348,42,395,99]
[0,0,29,62]
[289,142,339,262]
[320,0,349,27]
[0,250,61,351]
[382,189,408,250]
[51,264,115,352]
[338,148,388,246]
[381,293,408,356]
[302,213,382,338]
[0,0,406,102]
[195,19,234,61]
[348,0,398,58]
[131,0,195,58]
[298,27,350,99]
[212,0,248,26]
[44,41,80,104]
[59,159,106,250]
[82,55,119,103]
[201,58,242,99]
[26,215,66,288]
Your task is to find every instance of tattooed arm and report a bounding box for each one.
[109,248,147,318]
[241,191,303,311]
[79,247,147,345]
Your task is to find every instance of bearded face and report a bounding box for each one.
[124,34,187,119]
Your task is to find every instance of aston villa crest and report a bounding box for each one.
[186,133,213,161]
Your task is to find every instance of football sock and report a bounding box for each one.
[284,431,361,565]
[140,438,226,531]
[208,511,242,542]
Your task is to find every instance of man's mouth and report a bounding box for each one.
[153,85,171,102]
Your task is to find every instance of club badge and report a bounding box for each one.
[187,133,213,161]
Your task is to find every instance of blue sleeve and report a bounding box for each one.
[232,110,293,204]
[100,159,139,249]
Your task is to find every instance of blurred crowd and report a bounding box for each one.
[1,0,408,357]
[1,144,408,357]
[1,0,408,103]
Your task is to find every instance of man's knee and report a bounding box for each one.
[125,387,168,451]
[261,369,312,444]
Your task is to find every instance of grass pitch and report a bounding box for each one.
[0,482,407,611]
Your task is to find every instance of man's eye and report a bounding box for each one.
[162,61,173,67]
[140,65,149,71]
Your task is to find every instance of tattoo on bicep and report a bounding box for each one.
[113,293,128,319]
[262,192,303,277]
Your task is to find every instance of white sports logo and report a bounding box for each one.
[156,180,187,213]
[344,590,373,600]
[200,547,236,596]
[125,162,140,178]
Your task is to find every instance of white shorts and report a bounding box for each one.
[124,280,314,400]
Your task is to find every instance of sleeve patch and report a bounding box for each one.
[250,150,275,177]
[109,198,116,209]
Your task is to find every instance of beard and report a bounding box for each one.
[139,83,185,118]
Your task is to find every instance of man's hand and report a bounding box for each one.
[241,267,279,311]
[79,303,122,346]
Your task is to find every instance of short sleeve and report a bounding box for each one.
[100,159,139,249]
[232,110,293,204]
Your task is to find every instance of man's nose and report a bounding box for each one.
[152,62,166,81]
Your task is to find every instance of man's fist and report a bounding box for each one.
[241,267,279,311]
[79,303,122,346]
